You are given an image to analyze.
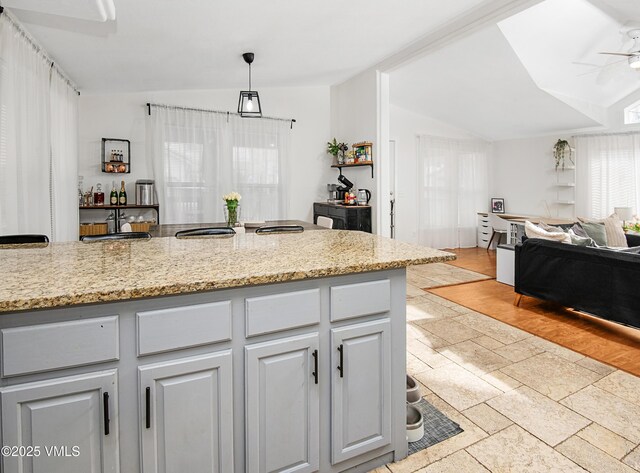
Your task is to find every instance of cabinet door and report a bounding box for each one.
[331,319,391,464]
[0,369,119,473]
[139,351,233,473]
[245,333,319,473]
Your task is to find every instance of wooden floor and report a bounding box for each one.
[433,249,640,377]
[443,247,496,278]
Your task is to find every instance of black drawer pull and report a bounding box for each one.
[312,350,318,384]
[337,344,344,378]
[103,392,110,436]
[145,387,151,429]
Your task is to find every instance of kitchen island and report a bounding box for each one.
[0,231,453,473]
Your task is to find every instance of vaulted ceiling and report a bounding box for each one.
[391,0,640,140]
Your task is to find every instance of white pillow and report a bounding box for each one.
[524,220,571,243]
[578,214,627,248]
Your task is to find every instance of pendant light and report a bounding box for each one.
[238,52,262,118]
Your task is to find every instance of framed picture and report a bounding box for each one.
[491,198,505,214]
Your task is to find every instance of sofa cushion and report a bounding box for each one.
[578,215,627,248]
[568,229,595,247]
[524,221,571,243]
[579,222,608,246]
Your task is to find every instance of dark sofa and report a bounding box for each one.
[514,233,640,329]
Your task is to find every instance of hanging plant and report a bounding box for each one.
[553,139,574,171]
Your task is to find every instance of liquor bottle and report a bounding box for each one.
[110,181,118,205]
[119,180,127,205]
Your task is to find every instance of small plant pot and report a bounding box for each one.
[406,404,424,443]
[406,375,421,404]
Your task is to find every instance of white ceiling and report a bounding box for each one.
[3,0,115,22]
[390,0,640,140]
[8,0,489,93]
[390,24,600,141]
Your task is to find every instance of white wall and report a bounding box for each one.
[330,70,380,231]
[78,86,332,224]
[389,104,477,244]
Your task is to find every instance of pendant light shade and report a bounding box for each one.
[238,52,262,118]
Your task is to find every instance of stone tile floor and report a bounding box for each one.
[371,266,640,473]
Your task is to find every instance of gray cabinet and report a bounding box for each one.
[138,351,234,473]
[245,333,320,473]
[0,370,119,473]
[331,319,391,464]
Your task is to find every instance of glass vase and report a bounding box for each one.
[224,204,240,227]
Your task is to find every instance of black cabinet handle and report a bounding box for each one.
[312,350,318,384]
[337,344,344,378]
[145,387,151,429]
[103,392,110,436]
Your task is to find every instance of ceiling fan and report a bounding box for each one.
[599,29,640,69]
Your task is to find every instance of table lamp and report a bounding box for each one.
[614,207,633,227]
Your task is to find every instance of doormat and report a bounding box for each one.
[408,398,464,456]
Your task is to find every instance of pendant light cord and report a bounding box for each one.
[248,62,252,91]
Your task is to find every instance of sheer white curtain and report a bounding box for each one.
[147,106,292,224]
[0,13,78,240]
[575,133,640,219]
[50,72,79,241]
[417,135,489,249]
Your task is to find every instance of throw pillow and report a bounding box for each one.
[568,229,595,247]
[579,222,608,246]
[570,223,590,239]
[524,221,571,243]
[539,222,566,233]
[578,215,627,248]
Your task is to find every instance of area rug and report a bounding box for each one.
[408,398,463,455]
[408,263,492,290]
[429,279,640,377]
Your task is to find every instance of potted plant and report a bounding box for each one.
[327,138,348,165]
[553,139,574,170]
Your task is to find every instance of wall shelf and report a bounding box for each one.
[331,162,374,178]
[79,204,160,235]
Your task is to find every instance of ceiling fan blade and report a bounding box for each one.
[576,58,628,77]
[598,52,633,56]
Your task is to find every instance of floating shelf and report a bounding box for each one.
[555,183,576,187]
[331,162,374,178]
[555,201,575,205]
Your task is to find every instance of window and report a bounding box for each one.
[575,133,640,219]
[163,141,206,223]
[232,142,280,222]
[624,99,640,125]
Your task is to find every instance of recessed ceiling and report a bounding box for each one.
[390,24,600,140]
[390,0,640,140]
[8,0,489,93]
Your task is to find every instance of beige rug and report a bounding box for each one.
[407,263,492,292]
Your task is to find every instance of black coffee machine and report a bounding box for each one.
[336,174,354,201]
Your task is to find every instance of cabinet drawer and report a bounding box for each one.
[245,288,320,337]
[137,301,231,356]
[331,279,390,321]
[1,316,119,377]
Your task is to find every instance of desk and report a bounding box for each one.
[149,220,324,237]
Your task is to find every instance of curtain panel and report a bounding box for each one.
[417,135,489,249]
[0,14,78,241]
[147,107,292,224]
[575,133,640,219]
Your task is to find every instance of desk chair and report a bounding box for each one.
[255,225,304,234]
[487,213,509,251]
[316,216,334,229]
[175,227,236,238]
[0,234,49,244]
[81,232,152,242]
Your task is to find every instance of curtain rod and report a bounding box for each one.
[0,7,80,95]
[146,103,297,128]
[572,130,640,138]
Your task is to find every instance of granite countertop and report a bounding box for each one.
[0,230,454,313]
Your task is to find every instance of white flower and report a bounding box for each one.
[222,192,242,202]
